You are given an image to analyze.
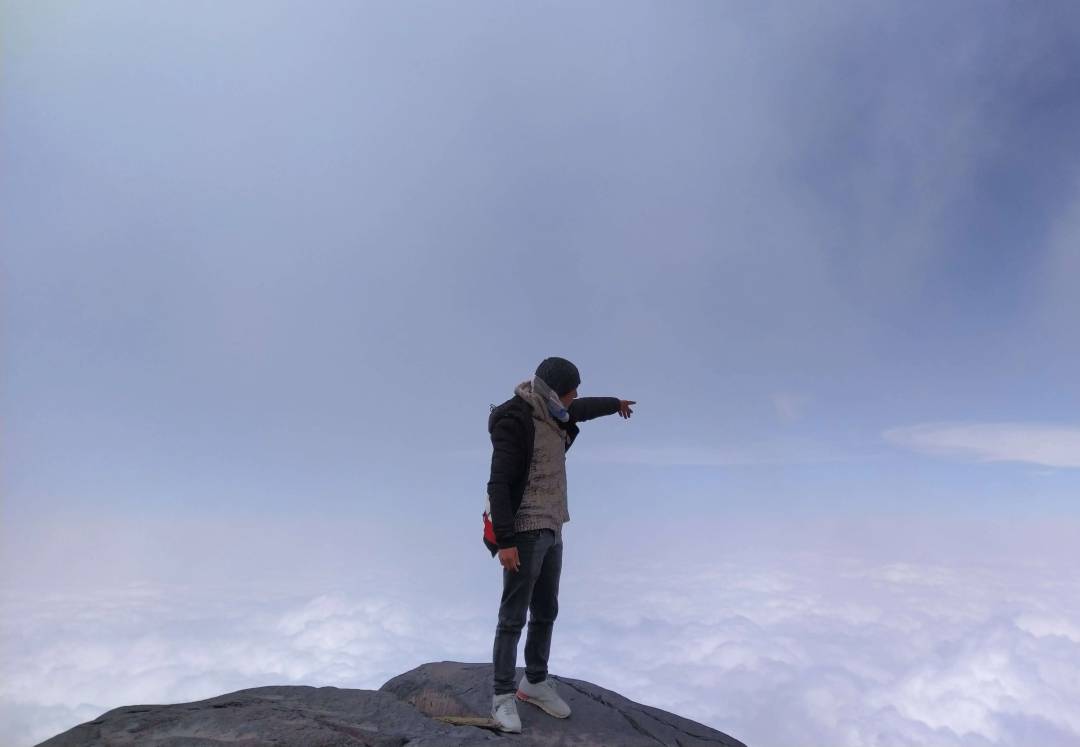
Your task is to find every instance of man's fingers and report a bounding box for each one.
[500,548,520,572]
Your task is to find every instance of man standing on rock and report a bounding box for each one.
[483,356,635,733]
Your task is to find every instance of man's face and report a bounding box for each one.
[559,388,578,409]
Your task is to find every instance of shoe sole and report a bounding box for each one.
[516,691,571,719]
[492,703,522,733]
[490,714,521,733]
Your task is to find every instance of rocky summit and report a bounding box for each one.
[38,661,747,746]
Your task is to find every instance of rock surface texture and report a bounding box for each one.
[38,660,748,747]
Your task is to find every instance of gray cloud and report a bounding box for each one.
[6,0,1080,519]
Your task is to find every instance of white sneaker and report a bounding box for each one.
[491,692,522,733]
[516,675,571,718]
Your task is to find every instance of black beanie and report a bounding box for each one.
[535,357,581,397]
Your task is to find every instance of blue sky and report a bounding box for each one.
[4,2,1080,746]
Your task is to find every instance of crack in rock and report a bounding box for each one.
[209,701,247,709]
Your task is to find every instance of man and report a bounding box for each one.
[484,356,635,733]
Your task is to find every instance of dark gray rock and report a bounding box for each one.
[38,661,747,747]
[35,684,496,747]
[381,661,747,747]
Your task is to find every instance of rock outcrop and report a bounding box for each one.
[38,661,747,746]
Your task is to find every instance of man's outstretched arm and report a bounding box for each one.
[569,397,636,423]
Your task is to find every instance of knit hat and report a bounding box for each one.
[535,357,581,397]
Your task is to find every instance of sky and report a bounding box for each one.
[2,2,1080,746]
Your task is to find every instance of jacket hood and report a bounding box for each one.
[514,379,559,425]
[516,378,574,436]
[514,378,539,409]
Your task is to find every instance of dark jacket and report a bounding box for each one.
[483,394,621,556]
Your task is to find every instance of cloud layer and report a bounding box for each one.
[4,517,1079,747]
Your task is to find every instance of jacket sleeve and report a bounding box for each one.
[487,415,526,549]
[568,396,621,424]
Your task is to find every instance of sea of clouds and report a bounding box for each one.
[2,515,1079,747]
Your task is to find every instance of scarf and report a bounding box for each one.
[532,374,570,423]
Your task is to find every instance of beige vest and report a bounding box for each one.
[512,379,570,537]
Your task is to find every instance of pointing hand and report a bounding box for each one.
[618,400,636,419]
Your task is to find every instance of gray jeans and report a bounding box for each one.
[492,528,563,695]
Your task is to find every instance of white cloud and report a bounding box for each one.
[558,540,1080,747]
[1014,614,1080,643]
[3,517,1080,747]
[883,422,1080,468]
[0,584,494,747]
[772,392,811,422]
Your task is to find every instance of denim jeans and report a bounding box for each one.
[492,528,563,695]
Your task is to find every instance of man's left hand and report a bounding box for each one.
[617,400,636,419]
